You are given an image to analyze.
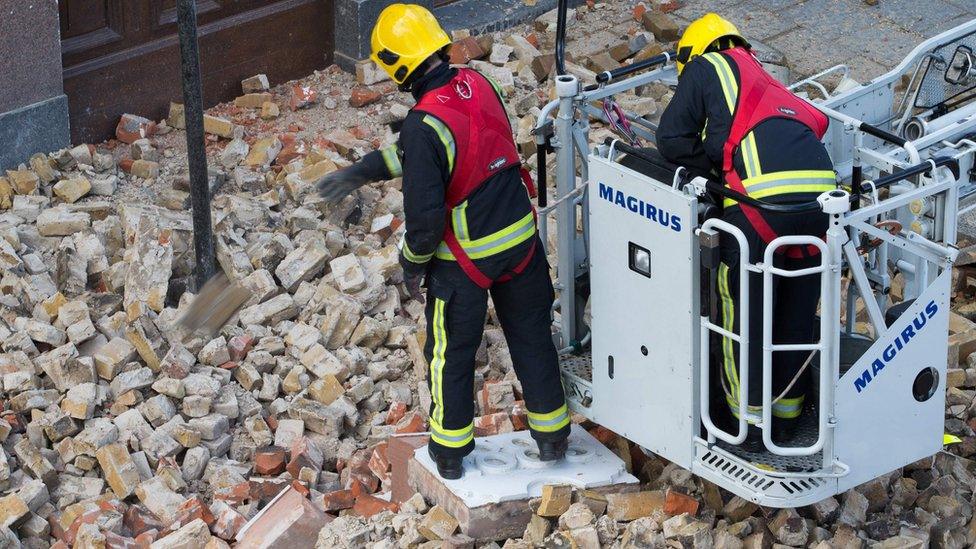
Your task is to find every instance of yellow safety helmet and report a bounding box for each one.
[370,4,452,85]
[675,13,747,75]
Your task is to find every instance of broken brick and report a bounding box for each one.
[349,87,383,108]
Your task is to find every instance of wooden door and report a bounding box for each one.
[60,0,334,144]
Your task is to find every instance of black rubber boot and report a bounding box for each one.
[741,425,764,453]
[772,417,799,445]
[538,438,568,462]
[427,446,463,480]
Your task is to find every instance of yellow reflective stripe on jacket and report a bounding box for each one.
[741,131,761,178]
[723,170,837,208]
[381,145,403,178]
[430,420,474,448]
[436,211,535,261]
[429,298,447,426]
[527,404,570,433]
[702,52,738,114]
[452,201,471,241]
[401,238,434,264]
[422,115,456,174]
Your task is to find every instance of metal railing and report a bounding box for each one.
[698,222,834,456]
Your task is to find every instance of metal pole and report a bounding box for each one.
[177,0,216,289]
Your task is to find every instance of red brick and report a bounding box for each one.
[395,412,426,434]
[254,446,288,476]
[386,401,408,425]
[287,436,323,479]
[134,530,157,548]
[116,114,157,145]
[348,125,370,140]
[633,2,648,21]
[234,485,331,548]
[124,505,163,537]
[349,86,382,108]
[526,33,541,49]
[290,84,318,111]
[228,334,254,362]
[388,434,429,503]
[347,451,380,494]
[368,443,390,483]
[589,426,620,447]
[449,37,486,65]
[321,489,356,512]
[65,510,102,546]
[474,412,514,436]
[249,478,291,503]
[104,531,141,549]
[276,134,307,166]
[352,494,398,518]
[219,361,238,370]
[212,504,247,540]
[174,496,215,528]
[214,481,250,505]
[511,401,529,431]
[664,489,700,517]
[659,1,682,13]
[119,158,135,173]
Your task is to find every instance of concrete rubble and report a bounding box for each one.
[0,1,974,547]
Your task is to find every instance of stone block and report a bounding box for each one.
[96,443,141,498]
[204,115,236,139]
[275,238,330,292]
[242,74,270,94]
[53,176,91,203]
[94,337,137,380]
[36,207,90,236]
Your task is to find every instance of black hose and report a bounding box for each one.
[859,122,908,148]
[608,140,825,213]
[595,51,676,84]
[861,156,960,192]
[555,0,568,75]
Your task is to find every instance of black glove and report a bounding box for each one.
[404,273,425,304]
[316,162,371,204]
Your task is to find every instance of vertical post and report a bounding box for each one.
[177,0,216,289]
[554,75,579,348]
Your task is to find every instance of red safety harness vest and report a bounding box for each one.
[414,68,538,288]
[721,47,831,258]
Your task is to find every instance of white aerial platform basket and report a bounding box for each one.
[560,156,950,507]
[541,15,976,508]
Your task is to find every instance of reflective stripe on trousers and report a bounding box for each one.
[526,404,570,433]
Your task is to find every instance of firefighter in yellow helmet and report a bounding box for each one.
[316,4,570,479]
[657,14,837,450]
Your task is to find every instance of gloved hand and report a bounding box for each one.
[316,162,372,204]
[404,273,425,304]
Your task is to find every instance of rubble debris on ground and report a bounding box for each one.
[0,1,973,547]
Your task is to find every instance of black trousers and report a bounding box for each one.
[423,239,570,457]
[715,204,829,427]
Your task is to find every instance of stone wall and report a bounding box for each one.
[0,1,70,171]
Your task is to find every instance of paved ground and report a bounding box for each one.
[668,0,976,82]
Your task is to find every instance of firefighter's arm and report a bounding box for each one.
[315,145,403,203]
[656,60,716,176]
[398,115,451,277]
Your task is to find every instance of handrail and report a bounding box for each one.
[699,219,753,446]
[761,235,832,456]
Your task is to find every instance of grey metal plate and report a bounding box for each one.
[717,405,824,472]
[915,28,976,109]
